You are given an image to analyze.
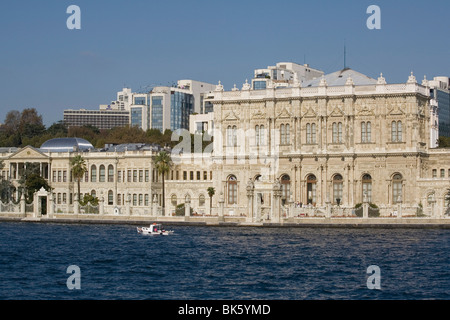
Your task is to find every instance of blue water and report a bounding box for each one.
[0,222,448,300]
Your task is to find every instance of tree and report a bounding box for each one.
[17,162,50,201]
[207,187,215,215]
[154,151,172,216]
[70,155,87,202]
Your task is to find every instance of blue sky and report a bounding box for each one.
[0,0,449,126]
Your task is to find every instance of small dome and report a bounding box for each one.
[40,137,94,152]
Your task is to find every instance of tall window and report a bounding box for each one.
[306,174,317,204]
[199,194,205,207]
[280,124,290,145]
[391,121,402,142]
[99,165,105,182]
[392,173,403,204]
[108,190,114,206]
[281,175,291,205]
[332,122,343,143]
[306,123,316,144]
[108,165,114,183]
[227,175,237,205]
[362,174,372,202]
[333,174,343,204]
[91,165,97,183]
[227,126,237,147]
[255,124,265,146]
[361,121,371,143]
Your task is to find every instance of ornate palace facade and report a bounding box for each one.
[1,68,449,221]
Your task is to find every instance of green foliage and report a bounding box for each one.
[79,194,99,206]
[175,203,192,216]
[437,136,450,148]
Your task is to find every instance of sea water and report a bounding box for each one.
[0,222,448,300]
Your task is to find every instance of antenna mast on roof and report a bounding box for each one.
[344,39,347,69]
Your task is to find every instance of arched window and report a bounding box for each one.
[333,122,343,143]
[108,165,114,183]
[99,165,105,182]
[306,123,317,144]
[199,194,205,207]
[333,174,343,205]
[306,174,317,204]
[91,190,96,198]
[108,190,114,206]
[362,174,372,202]
[227,175,237,205]
[281,175,291,205]
[280,124,285,145]
[232,126,237,146]
[91,165,97,183]
[362,122,372,143]
[311,123,316,143]
[392,121,402,142]
[306,123,311,144]
[227,126,233,147]
[392,173,403,204]
[171,194,177,206]
[259,125,265,146]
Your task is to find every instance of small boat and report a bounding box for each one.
[137,223,174,236]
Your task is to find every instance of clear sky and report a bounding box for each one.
[0,0,449,126]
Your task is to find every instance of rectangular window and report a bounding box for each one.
[63,171,67,182]
[432,169,437,178]
[203,171,208,180]
[440,169,445,178]
[127,170,132,183]
[190,171,194,180]
[58,171,62,182]
[139,170,143,182]
[145,170,149,182]
[183,171,187,180]
[118,171,122,183]
[133,170,137,182]
[197,171,200,180]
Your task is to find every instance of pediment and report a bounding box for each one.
[7,146,49,161]
[329,106,345,117]
[388,106,404,116]
[357,106,375,117]
[276,107,292,119]
[223,110,240,121]
[251,109,267,120]
[303,107,317,118]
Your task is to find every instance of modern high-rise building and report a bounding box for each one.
[427,76,450,138]
[129,80,216,132]
[63,109,130,130]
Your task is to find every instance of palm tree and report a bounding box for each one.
[70,155,87,203]
[154,151,172,215]
[207,187,215,215]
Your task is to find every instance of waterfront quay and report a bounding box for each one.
[1,213,449,229]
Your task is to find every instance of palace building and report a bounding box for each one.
[1,65,449,221]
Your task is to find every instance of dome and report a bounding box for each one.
[40,137,94,152]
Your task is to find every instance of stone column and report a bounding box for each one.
[184,196,191,221]
[152,194,158,217]
[325,195,331,219]
[272,179,282,223]
[49,192,54,217]
[397,196,402,219]
[74,194,79,215]
[218,192,225,222]
[126,193,131,216]
[20,193,26,218]
[246,179,254,222]
[99,196,105,215]
[362,192,369,219]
